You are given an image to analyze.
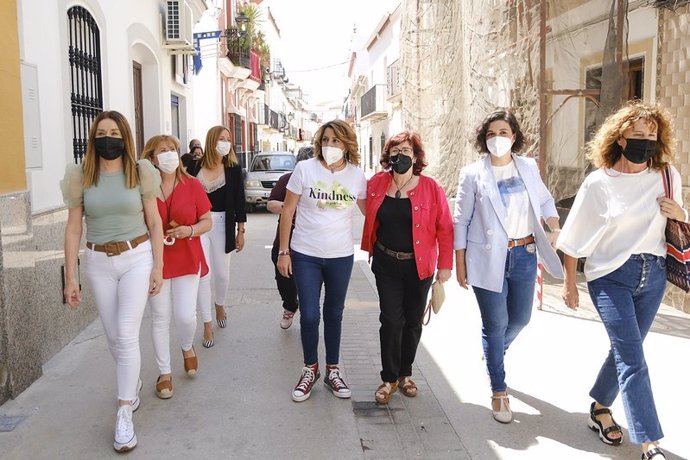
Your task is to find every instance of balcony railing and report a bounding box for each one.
[227,45,251,68]
[269,109,280,130]
[360,84,387,120]
[386,59,401,99]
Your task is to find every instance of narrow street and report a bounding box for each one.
[1,211,689,459]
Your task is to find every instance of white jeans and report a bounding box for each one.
[149,273,199,374]
[197,212,231,322]
[83,240,152,402]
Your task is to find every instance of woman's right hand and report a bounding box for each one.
[455,249,468,289]
[562,282,579,310]
[277,254,292,278]
[64,280,81,309]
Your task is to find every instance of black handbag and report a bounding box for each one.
[662,166,690,292]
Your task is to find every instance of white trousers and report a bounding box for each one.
[83,240,152,402]
[197,212,231,322]
[149,273,199,374]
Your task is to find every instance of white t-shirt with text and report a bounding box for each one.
[287,158,367,258]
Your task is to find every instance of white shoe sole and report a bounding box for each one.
[292,390,312,402]
[113,434,137,453]
[324,381,351,399]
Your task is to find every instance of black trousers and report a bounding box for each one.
[372,245,433,383]
[271,245,299,313]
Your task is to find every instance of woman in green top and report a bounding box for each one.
[61,110,164,453]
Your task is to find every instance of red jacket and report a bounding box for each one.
[361,172,454,280]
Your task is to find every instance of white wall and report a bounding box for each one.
[547,3,658,171]
[19,0,203,213]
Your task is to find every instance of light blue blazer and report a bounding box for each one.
[453,155,564,292]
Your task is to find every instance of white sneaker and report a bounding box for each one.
[280,309,296,330]
[113,405,137,452]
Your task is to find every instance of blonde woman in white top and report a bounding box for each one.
[557,102,683,460]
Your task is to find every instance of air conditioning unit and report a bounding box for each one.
[164,0,193,51]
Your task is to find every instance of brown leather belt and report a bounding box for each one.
[86,234,149,257]
[376,241,415,260]
[507,234,535,249]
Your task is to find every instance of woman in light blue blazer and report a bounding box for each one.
[454,109,563,424]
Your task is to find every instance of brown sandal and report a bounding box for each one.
[375,381,398,404]
[183,346,198,377]
[398,377,417,397]
[155,375,173,399]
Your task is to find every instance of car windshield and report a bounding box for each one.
[251,155,296,172]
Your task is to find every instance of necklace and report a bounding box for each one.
[328,158,346,173]
[393,175,414,199]
[160,177,178,246]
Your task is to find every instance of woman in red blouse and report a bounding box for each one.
[361,131,454,404]
[141,135,212,399]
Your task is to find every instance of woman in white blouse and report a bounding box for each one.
[557,102,683,460]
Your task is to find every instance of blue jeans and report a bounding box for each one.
[291,251,354,365]
[472,245,537,392]
[587,253,666,444]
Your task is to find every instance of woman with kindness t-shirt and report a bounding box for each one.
[277,120,367,403]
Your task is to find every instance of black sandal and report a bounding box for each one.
[587,401,623,446]
[642,447,666,459]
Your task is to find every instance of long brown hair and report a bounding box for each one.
[82,111,138,188]
[140,135,190,183]
[314,120,360,166]
[201,126,237,168]
[587,101,675,170]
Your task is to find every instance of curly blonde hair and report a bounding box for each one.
[314,120,360,166]
[586,101,676,170]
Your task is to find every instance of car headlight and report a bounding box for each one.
[245,180,261,188]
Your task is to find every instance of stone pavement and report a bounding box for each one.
[1,211,689,459]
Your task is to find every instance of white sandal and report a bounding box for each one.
[491,394,513,423]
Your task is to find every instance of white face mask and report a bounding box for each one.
[322,146,344,166]
[156,151,179,174]
[216,141,231,157]
[486,136,513,158]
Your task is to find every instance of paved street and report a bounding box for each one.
[1,211,689,459]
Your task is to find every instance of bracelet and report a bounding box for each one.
[278,250,290,256]
[551,229,561,233]
[189,225,195,238]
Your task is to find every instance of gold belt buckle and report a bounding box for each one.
[104,242,121,257]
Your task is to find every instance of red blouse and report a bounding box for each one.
[157,177,212,279]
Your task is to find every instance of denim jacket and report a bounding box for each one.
[361,171,454,280]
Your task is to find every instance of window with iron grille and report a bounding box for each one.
[67,6,103,164]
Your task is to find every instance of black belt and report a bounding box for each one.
[375,241,415,260]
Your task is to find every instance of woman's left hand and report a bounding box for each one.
[658,196,687,222]
[235,231,245,252]
[149,267,163,296]
[436,268,451,283]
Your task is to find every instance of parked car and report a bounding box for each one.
[244,152,296,212]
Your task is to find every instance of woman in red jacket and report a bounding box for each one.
[361,131,454,404]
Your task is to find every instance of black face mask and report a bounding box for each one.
[390,154,413,174]
[621,138,657,164]
[93,136,125,161]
